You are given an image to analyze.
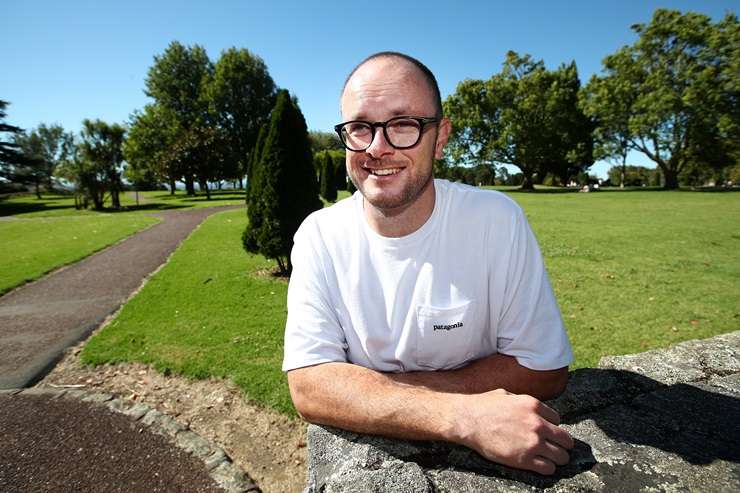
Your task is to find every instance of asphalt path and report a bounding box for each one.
[0,205,243,389]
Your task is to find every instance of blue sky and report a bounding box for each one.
[2,0,736,178]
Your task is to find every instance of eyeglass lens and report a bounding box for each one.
[343,118,422,150]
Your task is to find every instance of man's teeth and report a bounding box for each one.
[369,168,401,176]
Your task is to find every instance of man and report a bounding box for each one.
[283,52,574,475]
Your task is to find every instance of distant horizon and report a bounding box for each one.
[3,1,736,179]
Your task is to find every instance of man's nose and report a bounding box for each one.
[365,127,394,159]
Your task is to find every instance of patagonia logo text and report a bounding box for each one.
[433,322,463,331]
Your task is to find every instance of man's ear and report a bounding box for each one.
[434,117,452,160]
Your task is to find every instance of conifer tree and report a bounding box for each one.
[332,152,347,191]
[245,124,266,203]
[319,151,337,202]
[242,90,321,275]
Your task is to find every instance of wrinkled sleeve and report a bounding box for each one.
[494,206,573,371]
[282,218,348,372]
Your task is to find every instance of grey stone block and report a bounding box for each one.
[121,402,150,420]
[305,332,740,493]
[80,392,113,403]
[211,460,260,492]
[176,430,215,460]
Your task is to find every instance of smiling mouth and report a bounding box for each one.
[364,167,402,176]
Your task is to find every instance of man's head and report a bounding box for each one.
[338,52,450,213]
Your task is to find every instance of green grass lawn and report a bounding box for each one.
[81,209,293,413]
[0,190,246,218]
[0,214,160,294]
[80,189,740,416]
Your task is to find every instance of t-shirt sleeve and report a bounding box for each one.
[493,205,573,371]
[282,217,348,372]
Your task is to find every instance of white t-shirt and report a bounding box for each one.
[283,179,572,373]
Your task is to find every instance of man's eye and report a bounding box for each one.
[346,124,370,135]
[389,119,419,132]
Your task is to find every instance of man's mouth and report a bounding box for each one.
[363,166,403,176]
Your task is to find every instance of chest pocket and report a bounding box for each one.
[415,300,476,370]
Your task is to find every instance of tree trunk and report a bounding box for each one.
[169,177,176,195]
[185,176,195,195]
[663,168,679,189]
[202,181,211,200]
[520,172,536,191]
[238,177,243,189]
[35,181,41,199]
[111,190,120,209]
[620,154,627,189]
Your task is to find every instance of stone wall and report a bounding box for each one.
[305,331,740,492]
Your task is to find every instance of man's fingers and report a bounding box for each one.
[540,439,570,465]
[529,456,556,475]
[535,401,560,425]
[544,421,574,450]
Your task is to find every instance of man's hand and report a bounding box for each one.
[450,389,574,475]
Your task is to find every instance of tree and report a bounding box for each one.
[245,123,266,203]
[243,90,321,276]
[319,151,337,202]
[444,52,593,190]
[584,9,739,189]
[0,100,27,189]
[331,151,347,191]
[208,48,277,188]
[309,131,344,153]
[145,41,213,195]
[124,104,180,192]
[12,124,73,198]
[581,48,638,188]
[62,119,126,210]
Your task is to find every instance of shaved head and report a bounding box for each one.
[341,51,443,119]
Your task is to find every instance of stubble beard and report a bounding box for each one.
[355,159,434,214]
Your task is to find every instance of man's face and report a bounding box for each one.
[340,59,450,213]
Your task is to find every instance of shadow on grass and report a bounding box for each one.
[0,201,74,217]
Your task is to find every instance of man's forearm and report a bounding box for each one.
[287,361,574,475]
[288,362,461,442]
[388,353,569,400]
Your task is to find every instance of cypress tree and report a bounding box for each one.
[332,152,346,191]
[242,90,321,275]
[245,124,266,204]
[319,151,337,202]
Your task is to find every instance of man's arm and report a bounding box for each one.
[288,360,573,476]
[389,353,568,399]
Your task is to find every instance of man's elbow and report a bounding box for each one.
[539,366,569,401]
[287,368,324,423]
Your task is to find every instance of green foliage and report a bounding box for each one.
[606,165,661,187]
[208,47,277,183]
[144,41,213,194]
[124,104,179,191]
[245,124,266,203]
[243,90,321,275]
[319,151,337,202]
[0,100,29,187]
[59,120,126,210]
[309,130,344,153]
[330,150,347,191]
[11,124,74,198]
[444,52,593,190]
[582,9,740,189]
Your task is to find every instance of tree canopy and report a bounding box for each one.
[242,90,321,275]
[444,52,593,190]
[582,9,739,189]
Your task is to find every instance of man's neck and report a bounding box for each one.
[363,180,436,238]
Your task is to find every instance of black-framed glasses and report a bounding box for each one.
[334,116,439,152]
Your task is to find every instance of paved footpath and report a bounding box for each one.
[0,205,242,389]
